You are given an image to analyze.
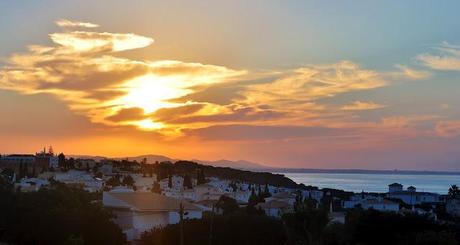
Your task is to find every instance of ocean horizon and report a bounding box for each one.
[277,171,460,194]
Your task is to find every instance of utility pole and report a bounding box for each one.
[180,202,184,245]
[209,204,214,245]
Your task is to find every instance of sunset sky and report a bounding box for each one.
[1,1,460,170]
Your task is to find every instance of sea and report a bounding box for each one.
[277,172,460,194]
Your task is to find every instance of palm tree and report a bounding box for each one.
[448,185,460,199]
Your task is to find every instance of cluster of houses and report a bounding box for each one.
[99,175,301,240]
[1,151,460,242]
[343,183,446,217]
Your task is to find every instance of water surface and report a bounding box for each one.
[277,172,460,194]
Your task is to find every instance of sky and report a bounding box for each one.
[1,0,460,170]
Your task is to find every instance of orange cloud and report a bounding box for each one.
[436,120,460,137]
[0,20,244,133]
[1,19,432,141]
[341,101,386,111]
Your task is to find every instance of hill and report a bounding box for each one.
[114,154,267,170]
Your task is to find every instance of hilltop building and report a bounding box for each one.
[387,183,440,205]
[0,147,58,178]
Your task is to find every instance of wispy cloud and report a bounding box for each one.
[417,42,460,71]
[0,20,243,132]
[341,101,386,111]
[56,19,99,28]
[242,61,387,113]
[0,19,442,142]
[436,120,460,137]
[392,64,432,80]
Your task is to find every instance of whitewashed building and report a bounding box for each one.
[14,178,49,192]
[103,192,203,241]
[195,183,225,201]
[54,170,104,192]
[301,189,324,202]
[387,184,440,205]
[344,193,399,212]
[256,200,291,218]
[159,175,184,191]
[132,174,155,192]
[265,191,297,206]
[226,190,251,203]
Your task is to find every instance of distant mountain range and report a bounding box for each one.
[67,154,460,174]
[69,154,267,170]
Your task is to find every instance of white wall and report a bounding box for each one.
[132,212,170,239]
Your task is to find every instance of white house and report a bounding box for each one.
[226,190,251,203]
[301,189,324,202]
[159,175,184,191]
[54,170,104,192]
[132,174,155,192]
[14,178,49,192]
[389,183,403,193]
[343,193,399,212]
[194,183,225,201]
[162,188,199,201]
[387,184,440,205]
[265,191,297,206]
[103,192,203,241]
[256,200,291,218]
[207,179,231,192]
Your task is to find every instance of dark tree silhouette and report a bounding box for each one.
[58,153,66,169]
[122,175,135,187]
[448,185,460,199]
[183,174,192,189]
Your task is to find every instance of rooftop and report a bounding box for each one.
[104,192,202,211]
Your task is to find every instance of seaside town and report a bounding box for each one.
[1,148,459,244]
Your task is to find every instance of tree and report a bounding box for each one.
[106,175,121,187]
[183,174,192,189]
[67,158,75,169]
[283,205,330,245]
[448,185,460,199]
[0,184,125,244]
[18,162,24,180]
[216,196,239,215]
[94,172,103,179]
[58,153,66,169]
[196,169,206,185]
[168,174,173,188]
[264,183,270,196]
[122,175,135,187]
[23,163,29,178]
[151,182,161,194]
[229,181,238,192]
[32,164,36,178]
[248,187,259,206]
[141,211,286,245]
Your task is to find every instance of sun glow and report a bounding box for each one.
[115,74,190,113]
[132,119,164,130]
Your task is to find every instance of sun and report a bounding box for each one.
[115,74,190,113]
[103,74,191,130]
